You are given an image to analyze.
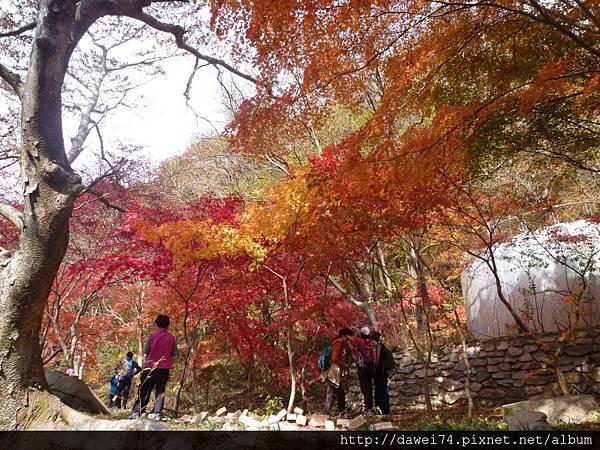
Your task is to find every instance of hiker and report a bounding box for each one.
[350,326,380,415]
[320,327,354,416]
[116,351,142,409]
[371,330,395,415]
[108,368,120,408]
[131,314,179,419]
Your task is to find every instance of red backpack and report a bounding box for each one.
[352,337,380,368]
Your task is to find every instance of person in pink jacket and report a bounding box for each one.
[131,315,178,419]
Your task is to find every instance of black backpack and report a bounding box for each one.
[379,344,397,372]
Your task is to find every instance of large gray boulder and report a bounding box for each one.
[502,395,600,426]
[504,410,551,431]
[45,369,110,415]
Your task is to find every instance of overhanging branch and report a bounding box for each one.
[0,21,36,38]
[128,11,258,85]
[78,189,126,213]
[0,63,24,98]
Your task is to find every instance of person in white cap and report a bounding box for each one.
[350,326,380,415]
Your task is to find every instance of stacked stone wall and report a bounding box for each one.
[348,328,600,410]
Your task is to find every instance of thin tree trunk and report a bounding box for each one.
[191,357,197,414]
[454,310,473,426]
[174,346,192,417]
[286,331,297,414]
[407,235,430,338]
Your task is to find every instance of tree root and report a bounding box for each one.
[19,390,167,430]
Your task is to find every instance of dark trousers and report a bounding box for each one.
[133,368,169,415]
[116,376,132,409]
[374,369,390,414]
[358,365,374,410]
[324,381,346,413]
[108,392,117,408]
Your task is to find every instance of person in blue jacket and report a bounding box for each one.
[108,368,120,408]
[116,351,142,408]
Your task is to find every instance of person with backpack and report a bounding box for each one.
[131,314,179,420]
[108,367,120,408]
[350,326,380,415]
[319,327,354,415]
[371,330,395,415]
[116,351,142,409]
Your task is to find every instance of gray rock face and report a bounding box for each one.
[504,410,551,431]
[502,395,600,426]
[45,370,109,415]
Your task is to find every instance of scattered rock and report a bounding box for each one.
[325,420,335,431]
[293,407,304,415]
[238,414,261,429]
[348,415,367,430]
[371,421,394,431]
[336,418,351,428]
[308,416,327,428]
[269,409,287,423]
[277,422,300,431]
[286,413,296,422]
[215,407,227,417]
[295,415,308,426]
[193,412,208,423]
[208,416,229,424]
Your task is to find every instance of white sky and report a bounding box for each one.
[115,58,227,160]
[73,54,230,168]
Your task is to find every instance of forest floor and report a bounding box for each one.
[96,403,600,431]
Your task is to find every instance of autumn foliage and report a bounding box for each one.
[27,0,599,413]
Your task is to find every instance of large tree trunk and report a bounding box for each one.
[0,1,85,428]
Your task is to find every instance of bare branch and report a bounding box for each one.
[0,63,24,99]
[128,11,259,85]
[81,189,126,213]
[0,203,23,231]
[0,21,36,38]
